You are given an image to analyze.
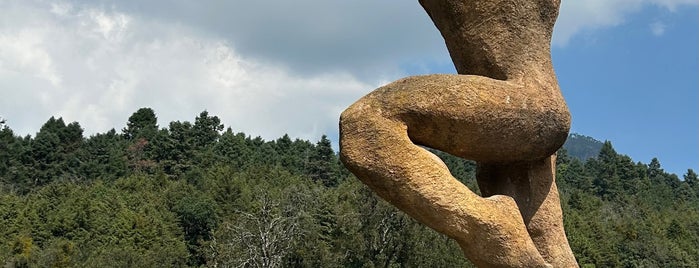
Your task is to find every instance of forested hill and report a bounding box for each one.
[1,108,698,267]
[563,133,604,161]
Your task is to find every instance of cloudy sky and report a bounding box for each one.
[0,0,696,176]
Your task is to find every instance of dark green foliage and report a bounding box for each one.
[123,107,158,140]
[6,117,87,191]
[557,141,699,267]
[214,128,251,168]
[0,108,697,267]
[0,178,189,267]
[167,182,219,266]
[191,111,224,149]
[0,124,17,184]
[685,169,699,197]
[79,129,128,181]
[309,135,339,187]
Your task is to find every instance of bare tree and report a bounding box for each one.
[208,194,300,268]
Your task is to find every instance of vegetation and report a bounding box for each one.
[1,109,697,267]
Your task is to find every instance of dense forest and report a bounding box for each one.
[1,108,697,267]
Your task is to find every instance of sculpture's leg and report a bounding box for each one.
[477,156,578,267]
[340,104,551,268]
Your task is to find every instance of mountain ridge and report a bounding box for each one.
[562,133,604,161]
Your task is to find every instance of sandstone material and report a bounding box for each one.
[339,0,578,267]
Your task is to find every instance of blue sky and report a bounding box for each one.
[0,0,696,176]
[555,5,698,176]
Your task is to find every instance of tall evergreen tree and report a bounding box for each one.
[648,157,663,179]
[309,135,338,187]
[0,124,14,168]
[685,169,698,190]
[158,121,195,176]
[276,134,299,172]
[214,129,250,168]
[27,117,84,185]
[192,111,223,149]
[123,108,158,140]
[80,129,129,180]
[592,141,622,200]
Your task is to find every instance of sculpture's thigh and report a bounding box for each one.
[376,76,565,163]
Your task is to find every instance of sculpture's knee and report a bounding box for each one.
[338,103,369,173]
[339,101,396,182]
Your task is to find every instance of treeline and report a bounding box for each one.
[0,108,697,267]
[556,143,699,267]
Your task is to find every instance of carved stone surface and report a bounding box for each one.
[339,0,578,267]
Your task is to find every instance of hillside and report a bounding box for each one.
[563,133,604,161]
[1,108,698,267]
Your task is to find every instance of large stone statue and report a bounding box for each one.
[339,0,578,267]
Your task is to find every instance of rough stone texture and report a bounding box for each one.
[339,0,578,267]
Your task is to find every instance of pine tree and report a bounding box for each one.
[683,169,698,189]
[592,141,622,200]
[648,158,663,179]
[79,129,128,180]
[28,117,84,185]
[276,134,299,172]
[214,129,251,168]
[123,108,158,140]
[309,135,338,187]
[192,111,223,149]
[0,123,16,182]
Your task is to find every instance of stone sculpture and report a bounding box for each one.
[339,0,578,267]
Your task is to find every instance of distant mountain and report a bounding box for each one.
[562,133,604,161]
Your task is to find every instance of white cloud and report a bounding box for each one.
[60,0,446,79]
[650,21,667,36]
[89,10,130,41]
[0,29,62,87]
[554,0,697,45]
[0,0,379,142]
[1,0,696,143]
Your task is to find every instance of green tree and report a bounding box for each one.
[150,121,195,177]
[684,169,698,191]
[192,111,223,149]
[275,134,302,173]
[123,108,158,140]
[648,157,663,178]
[560,158,593,193]
[0,124,16,180]
[171,192,218,266]
[79,129,129,180]
[591,141,622,200]
[309,135,338,187]
[246,137,279,167]
[27,117,84,186]
[214,128,251,168]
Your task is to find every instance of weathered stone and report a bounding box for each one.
[339,0,578,267]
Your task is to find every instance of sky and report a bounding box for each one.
[0,0,696,176]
